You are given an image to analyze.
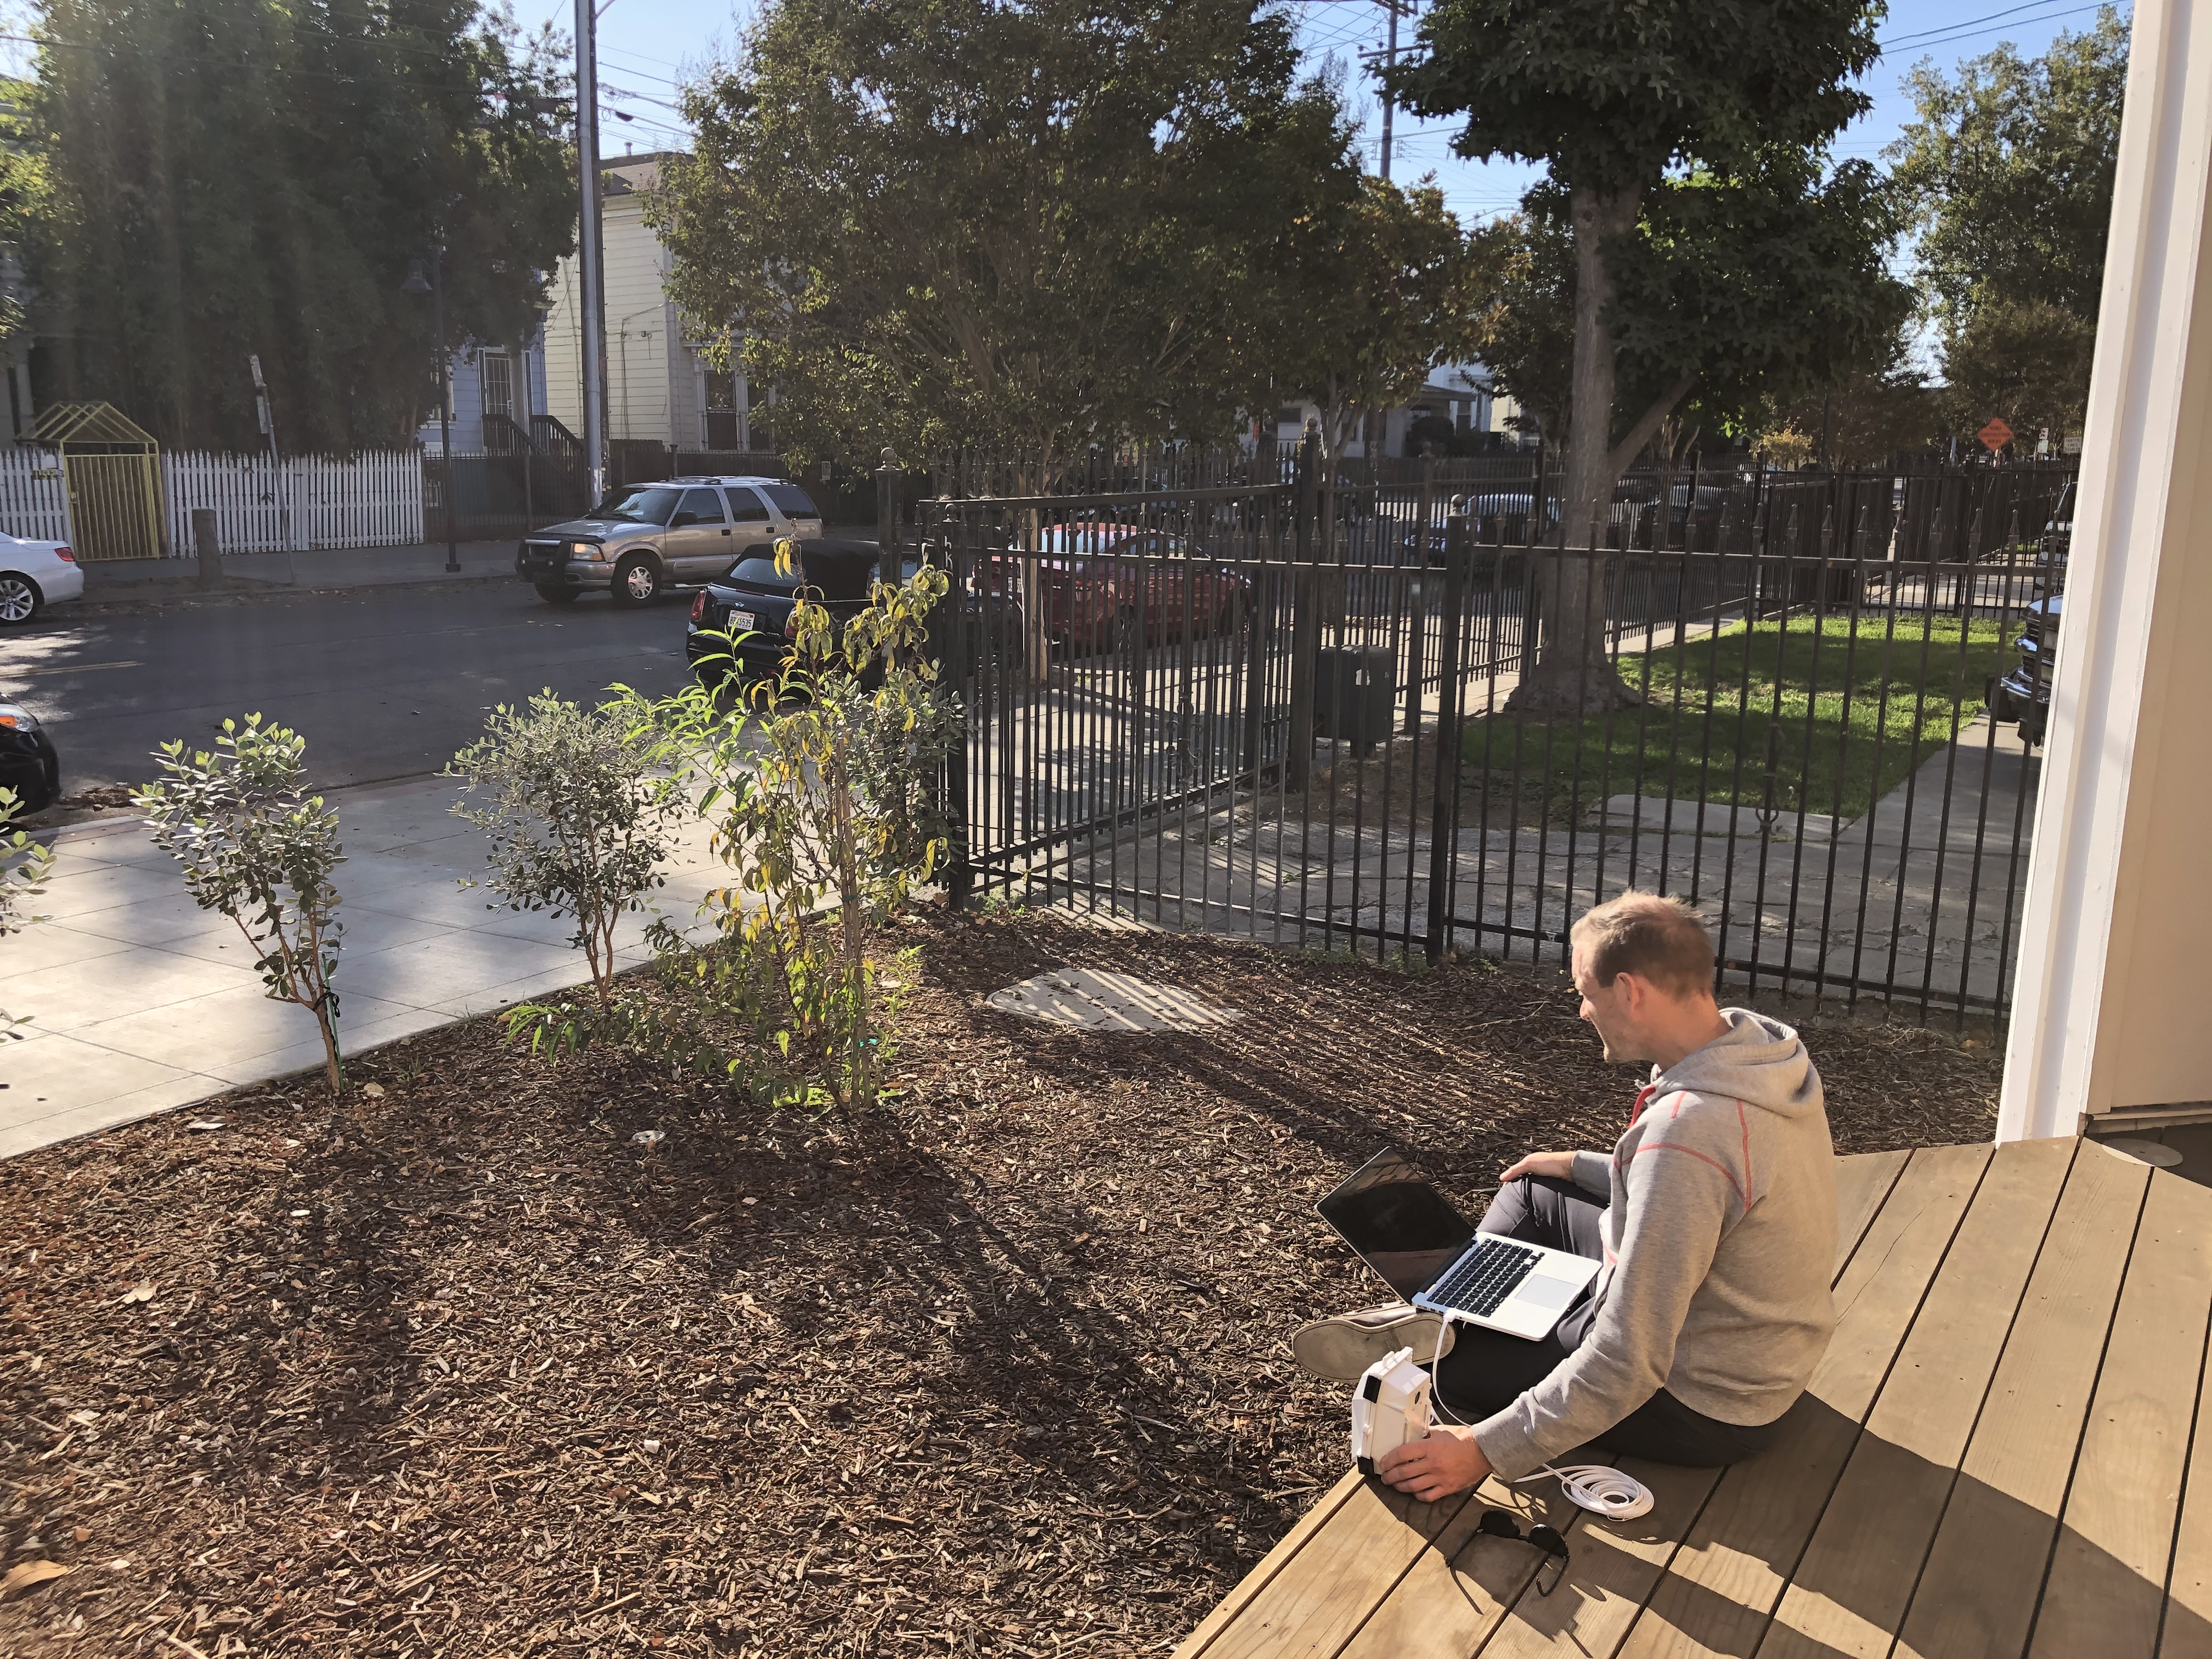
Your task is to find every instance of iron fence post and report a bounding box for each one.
[1425,514,1471,964]
[1288,427,1321,790]
[875,445,902,590]
[1406,448,1434,733]
[940,511,974,910]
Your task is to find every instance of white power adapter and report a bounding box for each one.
[1350,1346,1432,1476]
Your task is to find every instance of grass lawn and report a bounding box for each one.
[1463,612,2012,825]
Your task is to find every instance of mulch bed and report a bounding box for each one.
[0,910,2000,1657]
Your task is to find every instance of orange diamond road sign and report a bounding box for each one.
[1979,416,2015,453]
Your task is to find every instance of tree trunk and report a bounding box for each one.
[1509,184,1641,716]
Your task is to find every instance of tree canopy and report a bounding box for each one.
[1382,0,1887,710]
[1889,7,2126,452]
[654,0,1415,476]
[24,0,575,452]
[1271,174,1490,461]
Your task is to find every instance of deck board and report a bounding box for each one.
[1758,1135,2078,1659]
[2028,1165,2212,1658]
[1612,1141,1994,1659]
[1173,1141,2212,1659]
[1891,1139,2150,1659]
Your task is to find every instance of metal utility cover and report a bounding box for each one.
[986,968,1240,1033]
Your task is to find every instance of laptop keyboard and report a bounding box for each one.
[1426,1237,1543,1317]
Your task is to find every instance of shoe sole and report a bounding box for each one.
[1290,1311,1455,1382]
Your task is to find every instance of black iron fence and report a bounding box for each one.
[899,453,2071,1024]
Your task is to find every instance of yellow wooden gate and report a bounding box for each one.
[32,403,164,561]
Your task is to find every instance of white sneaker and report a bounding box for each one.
[1290,1302,1455,1381]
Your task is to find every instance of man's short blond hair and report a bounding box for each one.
[1571,891,1715,998]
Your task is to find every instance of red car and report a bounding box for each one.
[973,523,1248,651]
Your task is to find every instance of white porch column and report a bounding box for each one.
[2000,0,2212,1139]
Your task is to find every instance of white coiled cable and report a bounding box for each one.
[1519,1463,1654,1520]
[1425,1314,1656,1521]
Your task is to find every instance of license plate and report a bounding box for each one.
[731,610,756,633]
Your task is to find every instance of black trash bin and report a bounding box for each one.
[1316,646,1397,747]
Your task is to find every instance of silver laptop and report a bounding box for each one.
[1317,1149,1602,1341]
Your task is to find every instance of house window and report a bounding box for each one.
[704,370,740,450]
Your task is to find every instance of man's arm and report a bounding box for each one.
[1500,1149,1613,1199]
[1471,1144,1733,1480]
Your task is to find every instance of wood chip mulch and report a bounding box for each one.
[0,910,2000,1658]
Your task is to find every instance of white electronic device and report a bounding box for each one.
[1350,1345,1432,1476]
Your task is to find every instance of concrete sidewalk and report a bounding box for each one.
[80,539,521,599]
[77,524,884,604]
[0,772,724,1160]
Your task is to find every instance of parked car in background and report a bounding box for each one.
[686,537,879,689]
[1990,592,2060,745]
[1636,484,1726,551]
[0,701,60,815]
[516,476,822,607]
[0,538,82,625]
[972,523,1248,653]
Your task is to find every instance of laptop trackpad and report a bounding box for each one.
[1514,1272,1584,1312]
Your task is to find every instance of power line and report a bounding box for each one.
[1878,0,2119,50]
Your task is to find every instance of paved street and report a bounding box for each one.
[0,577,725,1160]
[0,576,701,794]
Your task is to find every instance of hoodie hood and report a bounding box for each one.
[1650,1007,1821,1119]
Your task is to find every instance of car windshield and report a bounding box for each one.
[592,486,681,526]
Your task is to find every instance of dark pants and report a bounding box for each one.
[1431,1175,1794,1468]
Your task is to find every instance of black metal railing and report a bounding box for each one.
[900,453,2069,1024]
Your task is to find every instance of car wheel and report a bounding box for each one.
[0,573,41,625]
[535,583,580,606]
[610,555,662,607]
[1987,677,2019,723]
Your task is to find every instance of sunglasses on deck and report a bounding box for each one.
[1477,1509,1571,1595]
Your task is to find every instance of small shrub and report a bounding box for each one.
[447,690,684,1005]
[134,715,346,1094]
[618,548,961,1110]
[0,785,54,1038]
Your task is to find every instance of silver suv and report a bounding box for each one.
[516,475,826,606]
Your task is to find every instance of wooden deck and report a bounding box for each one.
[1173,1137,2212,1659]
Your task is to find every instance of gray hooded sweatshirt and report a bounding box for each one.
[1473,1008,1838,1481]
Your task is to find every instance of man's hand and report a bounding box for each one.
[1376,1423,1491,1502]
[1498,1150,1577,1184]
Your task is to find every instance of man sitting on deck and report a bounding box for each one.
[1293,891,1838,1500]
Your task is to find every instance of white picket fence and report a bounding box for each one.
[163,450,425,554]
[0,450,71,544]
[0,447,428,555]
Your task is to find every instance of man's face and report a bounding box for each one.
[1572,947,1646,1065]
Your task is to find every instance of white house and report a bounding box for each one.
[541,152,752,453]
[417,331,552,454]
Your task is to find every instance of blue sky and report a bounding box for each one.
[543,0,2130,233]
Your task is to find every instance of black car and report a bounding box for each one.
[1990,592,2059,745]
[686,538,884,690]
[0,701,60,817]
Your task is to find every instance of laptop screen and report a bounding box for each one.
[1316,1149,1475,1300]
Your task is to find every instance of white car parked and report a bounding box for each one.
[0,538,83,624]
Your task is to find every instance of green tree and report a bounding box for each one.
[1274,175,1488,462]
[24,0,575,451]
[1889,9,2126,453]
[1386,0,1886,710]
[1938,296,2098,454]
[651,0,1353,479]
